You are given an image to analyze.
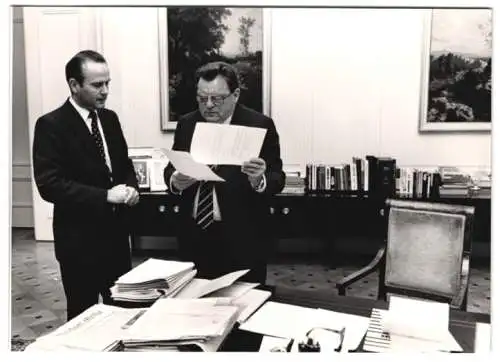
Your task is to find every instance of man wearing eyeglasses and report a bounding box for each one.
[164,61,285,284]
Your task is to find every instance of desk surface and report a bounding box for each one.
[223,286,490,352]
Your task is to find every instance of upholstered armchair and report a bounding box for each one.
[336,199,474,311]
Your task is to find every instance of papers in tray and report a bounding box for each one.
[25,304,147,351]
[239,301,369,352]
[111,258,196,302]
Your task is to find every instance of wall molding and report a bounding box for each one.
[12,161,31,167]
[13,202,33,209]
[12,176,31,182]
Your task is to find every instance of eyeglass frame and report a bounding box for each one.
[196,92,235,106]
[298,326,346,352]
[269,326,346,352]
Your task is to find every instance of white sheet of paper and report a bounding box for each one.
[116,258,194,285]
[474,322,491,352]
[382,296,450,342]
[174,270,249,299]
[165,150,225,181]
[240,302,370,352]
[315,308,370,352]
[210,281,259,299]
[191,270,250,299]
[191,123,267,165]
[232,288,272,323]
[239,301,319,338]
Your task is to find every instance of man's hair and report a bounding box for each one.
[195,61,240,93]
[65,50,107,85]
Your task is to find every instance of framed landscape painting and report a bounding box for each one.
[158,7,271,131]
[419,8,492,132]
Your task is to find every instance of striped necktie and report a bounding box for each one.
[89,111,106,165]
[195,180,214,230]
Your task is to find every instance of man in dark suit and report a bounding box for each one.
[32,50,140,320]
[164,61,285,284]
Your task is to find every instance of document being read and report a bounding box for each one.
[165,150,224,182]
[191,123,267,165]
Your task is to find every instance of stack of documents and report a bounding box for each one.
[363,295,463,352]
[121,298,240,352]
[173,269,271,323]
[111,258,196,302]
[25,304,147,351]
[239,301,369,352]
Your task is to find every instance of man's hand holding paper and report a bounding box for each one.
[242,157,267,189]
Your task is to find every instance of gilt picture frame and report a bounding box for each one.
[158,7,272,131]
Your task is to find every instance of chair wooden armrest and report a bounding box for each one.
[336,247,386,296]
[451,253,470,310]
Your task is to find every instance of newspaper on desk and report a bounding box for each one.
[25,304,147,351]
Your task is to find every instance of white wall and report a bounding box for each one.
[270,8,491,169]
[12,7,33,227]
[18,7,491,239]
[97,7,490,169]
[98,7,173,150]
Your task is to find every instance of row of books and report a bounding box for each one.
[299,157,490,199]
[305,158,371,192]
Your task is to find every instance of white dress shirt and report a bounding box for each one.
[170,114,267,221]
[68,97,113,172]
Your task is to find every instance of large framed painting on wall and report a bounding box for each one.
[419,8,492,132]
[158,7,271,131]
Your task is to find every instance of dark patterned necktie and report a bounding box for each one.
[195,180,215,230]
[89,111,107,165]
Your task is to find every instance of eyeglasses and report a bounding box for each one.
[298,327,346,352]
[196,93,232,106]
[269,326,346,353]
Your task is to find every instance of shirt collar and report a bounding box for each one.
[68,96,94,122]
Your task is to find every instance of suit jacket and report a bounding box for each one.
[164,104,285,263]
[33,99,138,273]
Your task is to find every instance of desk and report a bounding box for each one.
[222,286,490,352]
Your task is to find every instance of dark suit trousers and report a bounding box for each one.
[58,245,131,321]
[178,220,267,285]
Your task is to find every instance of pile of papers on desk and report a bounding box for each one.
[111,258,196,302]
[121,298,240,352]
[25,304,147,351]
[363,295,463,352]
[173,269,272,323]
